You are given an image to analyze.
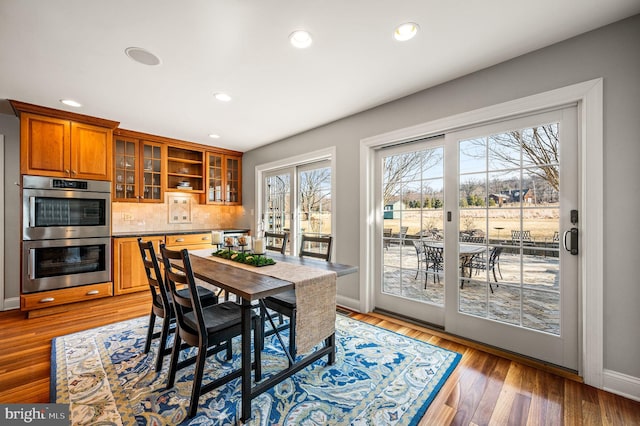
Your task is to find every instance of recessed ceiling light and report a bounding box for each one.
[289,30,313,48]
[208,134,220,139]
[214,92,232,102]
[60,99,82,108]
[125,47,161,66]
[393,22,419,41]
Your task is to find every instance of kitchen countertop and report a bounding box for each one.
[112,228,250,238]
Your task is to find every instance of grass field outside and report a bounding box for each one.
[384,204,560,242]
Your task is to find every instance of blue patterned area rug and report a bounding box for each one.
[51,315,460,425]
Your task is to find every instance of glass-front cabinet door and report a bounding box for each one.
[114,137,138,201]
[114,136,164,203]
[141,142,163,202]
[225,156,241,204]
[206,152,242,205]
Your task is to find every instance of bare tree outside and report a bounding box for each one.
[488,124,559,191]
[383,150,442,206]
[299,167,332,234]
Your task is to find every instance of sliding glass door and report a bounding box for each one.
[375,107,579,370]
[263,160,332,256]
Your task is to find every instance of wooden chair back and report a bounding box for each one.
[137,238,170,317]
[159,244,202,347]
[265,231,289,254]
[299,235,333,262]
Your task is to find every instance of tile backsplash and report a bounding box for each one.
[112,194,244,233]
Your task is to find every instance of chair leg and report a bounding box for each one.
[225,340,233,360]
[187,346,207,419]
[144,309,156,354]
[166,333,182,389]
[155,316,171,372]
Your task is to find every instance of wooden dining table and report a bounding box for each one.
[184,248,358,423]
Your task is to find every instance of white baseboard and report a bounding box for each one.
[603,369,640,402]
[3,297,20,311]
[336,294,361,312]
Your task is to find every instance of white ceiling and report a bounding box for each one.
[1,1,638,152]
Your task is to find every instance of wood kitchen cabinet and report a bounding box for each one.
[10,100,119,181]
[113,130,165,202]
[20,282,113,316]
[113,236,165,295]
[166,145,205,193]
[165,232,214,251]
[113,232,213,296]
[205,152,242,205]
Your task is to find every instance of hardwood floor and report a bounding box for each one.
[1,293,638,425]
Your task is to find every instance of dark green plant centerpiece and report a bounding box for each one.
[212,249,276,267]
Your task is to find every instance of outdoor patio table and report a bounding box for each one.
[422,240,486,278]
[180,249,357,422]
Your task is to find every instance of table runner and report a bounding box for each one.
[189,249,337,354]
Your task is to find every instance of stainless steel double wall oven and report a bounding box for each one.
[22,175,111,293]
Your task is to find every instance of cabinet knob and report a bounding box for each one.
[202,236,210,240]
[175,238,184,242]
[71,170,77,175]
[86,290,100,295]
[64,169,70,175]
[39,297,55,303]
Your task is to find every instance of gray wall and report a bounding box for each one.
[241,15,640,378]
[1,113,21,301]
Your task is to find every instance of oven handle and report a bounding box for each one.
[29,196,36,228]
[28,248,36,280]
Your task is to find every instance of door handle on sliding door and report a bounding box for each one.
[563,228,578,255]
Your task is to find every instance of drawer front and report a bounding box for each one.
[21,282,113,311]
[165,233,212,247]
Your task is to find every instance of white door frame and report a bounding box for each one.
[0,135,5,311]
[360,79,603,387]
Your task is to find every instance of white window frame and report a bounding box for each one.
[360,79,603,387]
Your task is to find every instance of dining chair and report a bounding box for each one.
[265,231,289,254]
[160,244,262,418]
[262,235,333,365]
[298,234,333,260]
[137,238,218,372]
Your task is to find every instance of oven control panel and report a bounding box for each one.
[52,179,88,190]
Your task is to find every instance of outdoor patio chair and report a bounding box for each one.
[470,246,503,293]
[423,244,444,287]
[412,240,427,279]
[383,228,392,250]
[511,230,534,246]
[460,235,485,244]
[399,226,409,243]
